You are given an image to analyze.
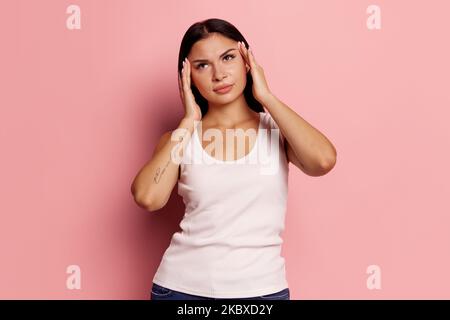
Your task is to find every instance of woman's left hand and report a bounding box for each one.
[238,41,273,104]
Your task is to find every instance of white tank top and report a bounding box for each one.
[152,111,289,298]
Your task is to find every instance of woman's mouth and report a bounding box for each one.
[214,84,234,94]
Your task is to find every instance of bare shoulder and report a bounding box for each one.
[161,130,174,141]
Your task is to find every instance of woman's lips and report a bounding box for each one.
[214,84,233,94]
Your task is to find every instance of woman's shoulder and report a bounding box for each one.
[260,111,277,128]
[259,111,286,145]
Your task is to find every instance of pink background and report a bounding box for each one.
[1,0,449,299]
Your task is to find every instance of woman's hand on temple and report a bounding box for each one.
[178,58,202,122]
[238,41,273,104]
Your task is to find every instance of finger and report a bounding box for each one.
[238,41,249,65]
[241,42,255,67]
[181,59,187,92]
[239,41,250,64]
[186,58,191,88]
[183,58,190,89]
[238,41,252,70]
[181,61,187,99]
[178,72,184,100]
[248,47,256,64]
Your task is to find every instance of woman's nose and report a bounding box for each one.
[212,66,228,81]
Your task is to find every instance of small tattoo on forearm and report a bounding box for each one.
[153,159,170,184]
[153,127,191,184]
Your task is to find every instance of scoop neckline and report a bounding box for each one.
[194,112,263,164]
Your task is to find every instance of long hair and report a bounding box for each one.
[178,18,265,117]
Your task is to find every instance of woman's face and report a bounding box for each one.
[187,33,250,104]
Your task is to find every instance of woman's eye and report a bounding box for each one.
[196,54,235,70]
[224,54,235,61]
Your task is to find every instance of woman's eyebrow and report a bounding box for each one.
[192,48,236,63]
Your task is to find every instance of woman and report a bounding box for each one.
[131,18,337,300]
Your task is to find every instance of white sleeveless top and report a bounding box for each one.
[152,111,289,298]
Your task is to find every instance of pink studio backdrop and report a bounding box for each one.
[1,0,449,299]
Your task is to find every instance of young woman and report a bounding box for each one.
[131,18,337,300]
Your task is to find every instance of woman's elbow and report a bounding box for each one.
[131,187,162,212]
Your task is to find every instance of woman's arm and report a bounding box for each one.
[261,93,337,176]
[131,117,196,211]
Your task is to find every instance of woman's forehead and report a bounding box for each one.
[190,35,235,57]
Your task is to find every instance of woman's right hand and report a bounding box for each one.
[178,58,202,122]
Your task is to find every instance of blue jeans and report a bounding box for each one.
[151,282,290,300]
